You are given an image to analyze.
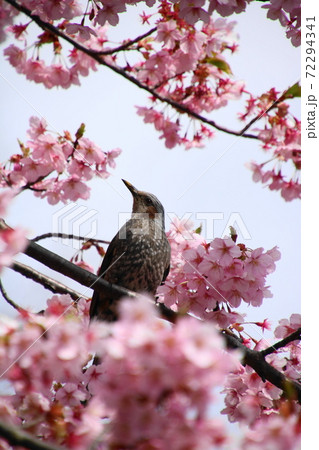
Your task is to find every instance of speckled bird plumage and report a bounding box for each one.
[89,180,171,322]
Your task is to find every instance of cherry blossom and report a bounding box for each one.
[86,296,237,448]
[0,116,121,204]
[0,294,239,449]
[222,360,283,425]
[0,0,19,43]
[2,1,300,201]
[274,313,301,339]
[158,220,280,327]
[0,2,301,447]
[262,0,301,46]
[244,90,301,201]
[0,227,27,273]
[241,412,301,449]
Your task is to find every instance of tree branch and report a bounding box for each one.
[10,260,88,301]
[0,220,301,403]
[96,27,157,55]
[20,236,303,403]
[21,243,302,401]
[31,232,110,245]
[4,0,259,139]
[261,328,301,357]
[0,420,64,450]
[222,330,301,403]
[239,86,298,135]
[0,279,22,311]
[0,219,136,301]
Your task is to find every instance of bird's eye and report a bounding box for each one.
[145,198,152,206]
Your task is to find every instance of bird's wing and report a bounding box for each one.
[161,264,170,284]
[89,231,126,320]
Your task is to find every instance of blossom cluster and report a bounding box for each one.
[0,294,238,449]
[0,0,19,42]
[3,1,246,149]
[0,116,121,204]
[157,218,281,328]
[2,1,301,201]
[221,362,283,425]
[222,314,300,432]
[4,25,111,89]
[243,88,301,201]
[274,313,301,381]
[241,412,300,449]
[134,15,245,150]
[0,296,105,449]
[262,0,301,46]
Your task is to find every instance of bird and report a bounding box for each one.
[89,179,171,322]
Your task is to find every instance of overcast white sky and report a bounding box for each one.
[0,2,300,346]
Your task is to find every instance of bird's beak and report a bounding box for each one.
[122,179,139,197]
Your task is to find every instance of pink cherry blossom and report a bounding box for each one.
[68,159,94,181]
[0,294,242,448]
[210,237,242,266]
[19,157,51,183]
[262,0,301,47]
[60,175,90,201]
[27,116,47,139]
[95,1,126,27]
[105,148,122,168]
[3,44,26,73]
[45,294,74,316]
[157,280,185,307]
[156,20,182,49]
[208,0,252,18]
[0,3,302,448]
[74,260,95,273]
[158,221,280,325]
[44,63,72,89]
[55,382,87,407]
[2,116,120,204]
[241,413,301,449]
[0,227,27,273]
[222,362,283,426]
[274,314,301,339]
[65,23,97,40]
[179,4,210,25]
[75,137,106,165]
[0,189,16,216]
[0,1,19,43]
[245,247,275,278]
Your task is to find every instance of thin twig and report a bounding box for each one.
[95,26,157,55]
[31,232,110,245]
[0,279,21,311]
[4,0,259,139]
[10,260,88,301]
[238,87,298,135]
[261,328,301,357]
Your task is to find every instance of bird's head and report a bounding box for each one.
[122,179,165,224]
